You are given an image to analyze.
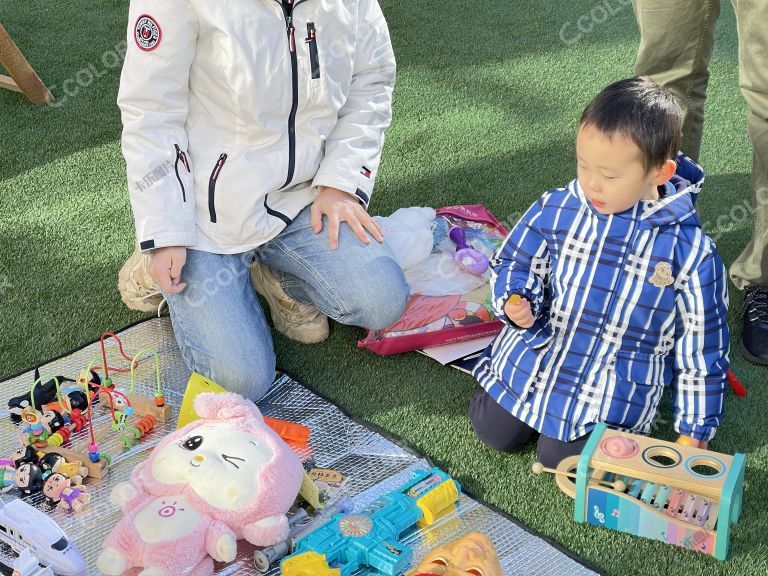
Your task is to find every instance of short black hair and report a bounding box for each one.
[580,77,683,171]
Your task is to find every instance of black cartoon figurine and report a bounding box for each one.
[38,452,64,473]
[8,369,74,422]
[11,445,39,468]
[8,368,100,422]
[41,409,66,433]
[13,462,45,495]
[38,453,88,485]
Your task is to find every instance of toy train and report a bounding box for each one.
[2,549,55,576]
[540,424,745,560]
[0,498,86,575]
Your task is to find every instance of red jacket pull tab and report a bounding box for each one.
[728,369,746,397]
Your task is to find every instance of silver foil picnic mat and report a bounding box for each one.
[0,318,598,575]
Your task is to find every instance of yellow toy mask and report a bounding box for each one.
[405,532,502,576]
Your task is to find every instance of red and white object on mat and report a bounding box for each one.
[358,205,508,356]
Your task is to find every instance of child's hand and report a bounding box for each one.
[149,246,188,295]
[676,435,708,449]
[504,294,535,328]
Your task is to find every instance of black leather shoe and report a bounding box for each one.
[741,285,768,365]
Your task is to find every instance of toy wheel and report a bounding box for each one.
[254,551,270,573]
[555,455,581,499]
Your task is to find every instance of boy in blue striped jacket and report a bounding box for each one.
[470,78,730,468]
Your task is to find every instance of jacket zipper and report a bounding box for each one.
[208,153,227,223]
[275,0,309,190]
[306,22,320,79]
[565,214,640,431]
[174,144,190,202]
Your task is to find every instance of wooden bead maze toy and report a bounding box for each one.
[91,333,171,451]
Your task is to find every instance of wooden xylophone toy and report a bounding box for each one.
[535,423,745,560]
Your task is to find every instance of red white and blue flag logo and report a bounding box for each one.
[360,165,372,178]
[135,15,162,52]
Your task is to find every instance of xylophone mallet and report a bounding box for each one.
[532,462,627,492]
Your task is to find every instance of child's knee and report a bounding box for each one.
[534,448,563,470]
[471,419,530,453]
[468,389,534,452]
[535,433,589,469]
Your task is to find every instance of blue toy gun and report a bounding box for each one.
[280,467,461,576]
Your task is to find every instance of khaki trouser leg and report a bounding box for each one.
[632,0,721,162]
[728,0,768,288]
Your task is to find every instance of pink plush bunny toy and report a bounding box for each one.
[97,392,304,576]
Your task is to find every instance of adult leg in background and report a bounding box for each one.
[632,0,721,161]
[729,0,768,289]
[729,0,768,364]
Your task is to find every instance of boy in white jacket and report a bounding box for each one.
[117,0,408,399]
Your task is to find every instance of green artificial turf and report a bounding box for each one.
[1,2,766,574]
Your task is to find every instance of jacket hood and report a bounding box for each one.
[640,153,704,229]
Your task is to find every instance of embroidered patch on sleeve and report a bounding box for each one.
[134,14,162,52]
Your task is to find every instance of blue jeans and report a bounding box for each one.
[163,206,408,400]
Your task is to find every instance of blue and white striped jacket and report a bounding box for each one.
[473,156,730,442]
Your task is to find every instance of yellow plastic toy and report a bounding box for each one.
[176,372,227,428]
[281,551,340,576]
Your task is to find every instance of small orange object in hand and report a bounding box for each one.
[504,294,535,328]
[676,435,708,449]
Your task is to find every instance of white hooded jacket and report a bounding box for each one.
[118,0,396,253]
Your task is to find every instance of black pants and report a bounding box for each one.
[469,388,589,468]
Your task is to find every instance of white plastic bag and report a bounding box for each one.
[404,252,487,296]
[374,207,436,270]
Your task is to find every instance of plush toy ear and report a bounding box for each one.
[192,392,263,424]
